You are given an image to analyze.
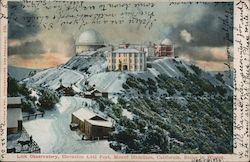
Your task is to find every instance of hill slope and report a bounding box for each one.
[21,51,233,154]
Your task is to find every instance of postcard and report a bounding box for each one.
[0,0,249,161]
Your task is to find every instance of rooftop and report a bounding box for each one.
[72,108,96,121]
[8,97,21,105]
[72,108,112,128]
[86,119,112,128]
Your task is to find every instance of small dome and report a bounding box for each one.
[77,29,105,45]
[161,38,172,45]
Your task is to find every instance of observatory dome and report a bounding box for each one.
[77,29,105,46]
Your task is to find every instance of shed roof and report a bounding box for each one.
[7,108,22,128]
[72,108,112,127]
[8,97,21,105]
[86,119,112,128]
[72,108,96,121]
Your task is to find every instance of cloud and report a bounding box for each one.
[194,60,231,71]
[175,46,231,63]
[8,1,40,39]
[180,29,193,43]
[8,40,45,58]
[8,52,70,69]
[161,3,233,47]
[7,2,233,71]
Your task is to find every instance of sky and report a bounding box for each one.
[7,1,233,71]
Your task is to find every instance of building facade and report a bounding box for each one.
[154,44,174,57]
[7,97,23,134]
[107,48,146,71]
[153,38,174,57]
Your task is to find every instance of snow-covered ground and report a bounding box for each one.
[87,72,127,93]
[23,96,117,154]
[122,109,133,120]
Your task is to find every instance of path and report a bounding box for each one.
[23,96,117,154]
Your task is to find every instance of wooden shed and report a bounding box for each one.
[7,97,22,134]
[84,89,108,99]
[71,108,112,139]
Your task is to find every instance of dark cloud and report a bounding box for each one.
[8,1,40,39]
[8,40,45,57]
[162,2,233,47]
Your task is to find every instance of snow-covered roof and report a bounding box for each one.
[84,89,101,95]
[113,48,141,53]
[8,97,21,105]
[72,108,96,121]
[72,108,112,127]
[7,108,22,128]
[76,29,105,46]
[77,51,97,56]
[86,119,112,128]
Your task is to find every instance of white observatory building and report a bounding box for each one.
[75,29,105,54]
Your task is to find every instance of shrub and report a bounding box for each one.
[122,83,130,89]
[147,63,152,68]
[190,64,202,76]
[38,90,59,110]
[215,72,225,84]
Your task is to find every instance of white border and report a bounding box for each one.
[0,0,249,161]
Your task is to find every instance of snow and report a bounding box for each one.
[148,68,160,77]
[151,58,185,77]
[122,109,133,120]
[23,96,117,154]
[30,89,40,105]
[22,54,107,91]
[87,72,127,93]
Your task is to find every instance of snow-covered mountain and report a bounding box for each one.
[18,50,233,154]
[8,65,40,81]
[22,51,231,94]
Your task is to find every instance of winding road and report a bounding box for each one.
[23,96,117,154]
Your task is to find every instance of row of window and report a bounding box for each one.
[111,53,144,58]
[109,58,144,62]
[108,65,144,70]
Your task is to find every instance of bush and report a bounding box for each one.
[147,63,152,68]
[190,64,202,76]
[122,83,130,89]
[38,90,59,110]
[215,72,225,84]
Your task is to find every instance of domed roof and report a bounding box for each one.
[77,29,105,45]
[161,38,172,45]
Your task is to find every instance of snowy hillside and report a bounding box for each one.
[149,58,194,77]
[22,52,229,96]
[22,54,107,91]
[17,50,233,154]
[8,66,40,81]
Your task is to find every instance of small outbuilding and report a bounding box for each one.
[84,89,108,99]
[71,108,112,139]
[7,97,23,134]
